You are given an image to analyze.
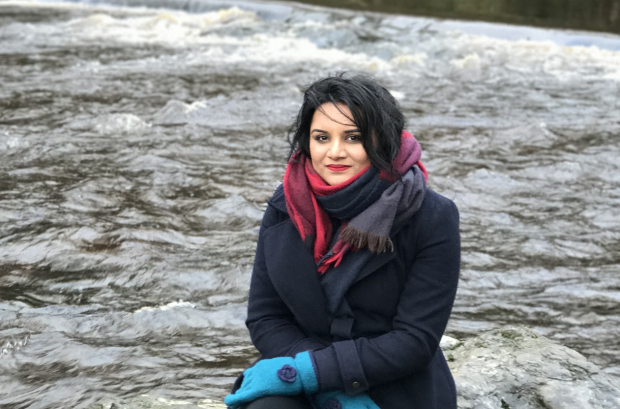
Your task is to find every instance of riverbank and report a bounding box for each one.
[90,327,620,409]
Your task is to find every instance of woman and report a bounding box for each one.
[225,75,460,409]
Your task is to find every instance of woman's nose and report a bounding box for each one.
[327,139,345,158]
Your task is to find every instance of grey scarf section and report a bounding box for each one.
[320,165,427,324]
[339,164,427,255]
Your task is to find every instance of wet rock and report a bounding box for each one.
[444,326,620,409]
[91,327,620,409]
[91,396,226,409]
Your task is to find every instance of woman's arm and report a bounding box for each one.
[312,194,461,394]
[246,204,327,358]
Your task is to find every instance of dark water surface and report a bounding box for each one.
[1,0,620,407]
[291,0,620,34]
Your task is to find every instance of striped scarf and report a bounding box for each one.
[283,131,428,274]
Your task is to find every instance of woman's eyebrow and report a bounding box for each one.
[310,128,360,134]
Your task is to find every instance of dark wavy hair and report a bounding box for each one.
[288,74,405,171]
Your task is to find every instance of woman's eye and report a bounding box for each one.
[315,135,328,141]
[347,135,362,142]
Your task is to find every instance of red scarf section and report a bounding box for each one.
[283,131,427,273]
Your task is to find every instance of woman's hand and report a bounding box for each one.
[312,391,380,409]
[224,351,318,408]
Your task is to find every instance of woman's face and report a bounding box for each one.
[309,103,371,186]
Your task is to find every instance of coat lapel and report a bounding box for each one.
[263,220,331,339]
[352,250,396,285]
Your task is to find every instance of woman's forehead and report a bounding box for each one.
[312,102,357,127]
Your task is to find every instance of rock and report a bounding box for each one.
[440,334,463,351]
[91,327,620,409]
[91,396,226,409]
[443,326,620,409]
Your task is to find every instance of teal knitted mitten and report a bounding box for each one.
[312,391,380,409]
[225,352,318,408]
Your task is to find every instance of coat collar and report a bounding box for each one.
[354,250,396,285]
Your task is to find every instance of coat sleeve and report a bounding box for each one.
[245,204,327,358]
[311,195,461,395]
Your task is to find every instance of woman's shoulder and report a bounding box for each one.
[260,184,291,230]
[396,188,460,263]
[406,187,459,232]
[420,188,458,215]
[266,183,287,214]
[253,185,290,232]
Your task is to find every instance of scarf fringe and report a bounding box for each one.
[340,225,394,253]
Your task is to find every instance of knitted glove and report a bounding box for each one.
[312,391,380,409]
[224,351,318,408]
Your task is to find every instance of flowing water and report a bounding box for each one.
[1,0,620,407]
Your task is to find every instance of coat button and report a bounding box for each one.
[352,381,360,388]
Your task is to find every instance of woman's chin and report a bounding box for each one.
[323,173,353,186]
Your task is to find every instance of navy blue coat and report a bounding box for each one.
[242,185,460,409]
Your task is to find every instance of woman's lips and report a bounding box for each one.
[326,164,351,172]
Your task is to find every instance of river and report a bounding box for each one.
[1,0,620,407]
